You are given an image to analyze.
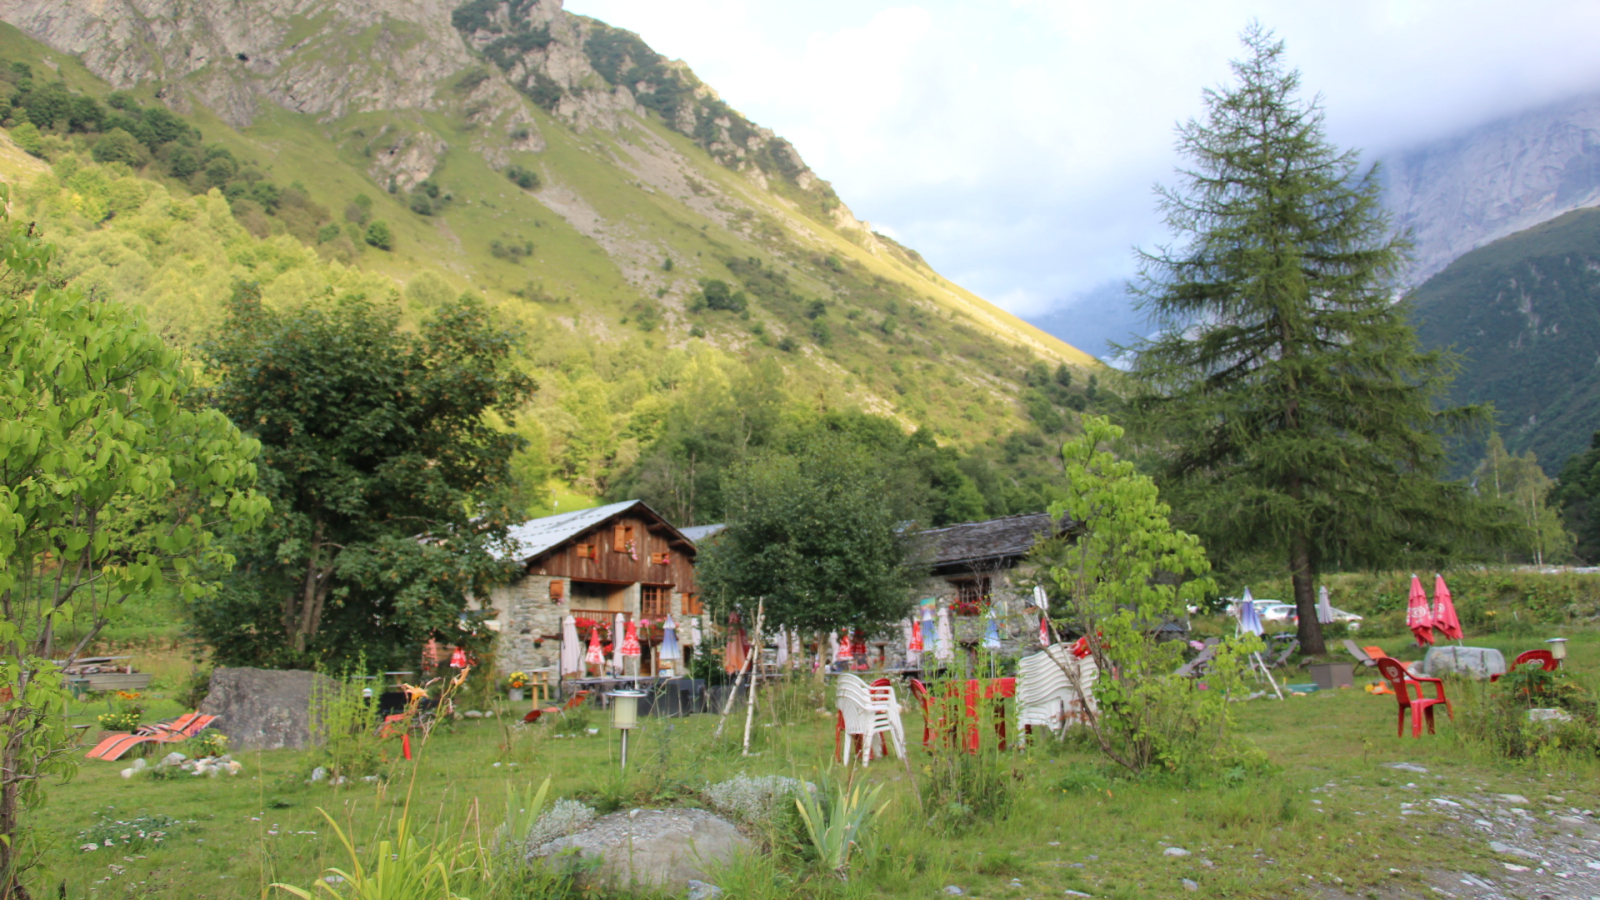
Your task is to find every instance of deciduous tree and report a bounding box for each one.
[0,197,266,897]
[196,287,535,669]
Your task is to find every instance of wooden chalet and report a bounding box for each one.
[483,500,702,676]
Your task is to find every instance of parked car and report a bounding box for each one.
[1254,601,1295,622]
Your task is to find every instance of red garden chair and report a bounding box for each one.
[1488,650,1557,683]
[1375,657,1451,738]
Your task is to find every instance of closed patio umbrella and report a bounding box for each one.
[1432,574,1462,641]
[688,616,702,646]
[560,615,582,677]
[1316,585,1335,626]
[836,628,854,662]
[584,625,605,668]
[902,619,920,668]
[660,615,681,662]
[1238,588,1263,636]
[612,612,626,673]
[1034,585,1052,646]
[723,612,748,674]
[935,606,955,663]
[1406,574,1435,646]
[982,608,1002,650]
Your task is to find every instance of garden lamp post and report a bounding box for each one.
[1546,637,1568,668]
[608,689,645,769]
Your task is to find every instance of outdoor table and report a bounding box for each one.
[383,671,414,688]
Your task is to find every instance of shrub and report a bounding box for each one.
[701,279,747,312]
[521,798,597,852]
[91,128,146,166]
[9,121,41,157]
[705,774,805,828]
[364,219,393,250]
[505,164,540,190]
[776,336,797,352]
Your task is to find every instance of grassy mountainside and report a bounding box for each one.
[1410,206,1600,471]
[0,1,1106,513]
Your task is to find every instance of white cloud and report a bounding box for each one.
[567,0,1600,324]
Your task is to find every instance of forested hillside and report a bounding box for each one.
[1411,206,1600,472]
[0,1,1110,527]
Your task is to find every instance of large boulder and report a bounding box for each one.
[198,667,338,751]
[1416,646,1506,680]
[531,808,750,888]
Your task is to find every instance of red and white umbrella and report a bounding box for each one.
[1432,574,1462,641]
[837,628,855,661]
[449,646,468,669]
[1406,574,1435,646]
[621,618,642,658]
[584,625,605,666]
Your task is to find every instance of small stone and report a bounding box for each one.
[463,710,484,719]
[1064,892,1092,898]
[1200,858,1214,868]
[323,874,346,885]
[161,752,186,767]
[944,887,964,896]
[1383,762,1428,774]
[1495,794,1529,804]
[687,880,722,900]
[1181,879,1198,892]
[79,844,97,852]
[1163,847,1190,857]
[119,767,136,779]
[1587,861,1600,870]
[310,766,328,783]
[1431,798,1461,808]
[1502,863,1529,872]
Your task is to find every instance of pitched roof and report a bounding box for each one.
[920,511,1072,570]
[679,523,726,543]
[499,500,691,563]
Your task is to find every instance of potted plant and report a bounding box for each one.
[507,671,529,703]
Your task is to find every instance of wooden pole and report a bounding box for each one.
[741,599,767,756]
[713,606,760,740]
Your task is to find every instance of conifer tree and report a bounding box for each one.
[1127,25,1481,656]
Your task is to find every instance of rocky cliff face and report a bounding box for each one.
[0,0,843,214]
[1383,90,1600,285]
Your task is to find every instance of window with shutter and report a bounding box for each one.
[549,580,565,601]
[650,551,670,565]
[576,543,595,559]
[613,525,626,552]
[682,592,702,615]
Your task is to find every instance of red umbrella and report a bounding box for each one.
[448,647,468,669]
[909,619,925,652]
[1406,574,1435,646]
[1432,574,1462,641]
[836,628,854,661]
[584,626,605,666]
[621,619,642,658]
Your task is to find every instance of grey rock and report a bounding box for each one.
[200,667,337,751]
[686,880,722,900]
[1415,646,1505,680]
[160,751,186,767]
[530,808,750,888]
[1528,708,1573,724]
[1064,892,1092,898]
[310,767,328,783]
[1489,841,1539,860]
[944,887,964,896]
[1496,794,1530,804]
[129,758,147,772]
[1383,762,1428,774]
[1181,878,1198,892]
[1162,847,1190,857]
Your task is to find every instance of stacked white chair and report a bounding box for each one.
[1015,644,1099,738]
[835,673,906,764]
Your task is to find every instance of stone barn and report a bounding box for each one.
[482,500,702,677]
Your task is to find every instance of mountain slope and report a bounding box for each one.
[0,0,1100,498]
[1410,206,1600,470]
[1383,88,1600,286]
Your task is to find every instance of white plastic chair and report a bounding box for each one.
[835,674,905,764]
[1016,645,1099,738]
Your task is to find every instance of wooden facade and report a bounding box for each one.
[527,512,697,595]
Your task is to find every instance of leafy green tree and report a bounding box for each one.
[0,196,266,894]
[364,219,393,251]
[196,287,535,668]
[697,435,922,635]
[1034,417,1247,774]
[90,128,145,166]
[1552,433,1600,562]
[1125,26,1481,656]
[1473,433,1571,565]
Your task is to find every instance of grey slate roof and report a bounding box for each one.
[499,499,693,564]
[678,523,726,543]
[920,511,1073,571]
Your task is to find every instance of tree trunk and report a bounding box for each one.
[1290,531,1326,657]
[0,709,32,900]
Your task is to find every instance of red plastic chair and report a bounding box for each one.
[908,679,937,750]
[1488,650,1557,683]
[1375,658,1451,737]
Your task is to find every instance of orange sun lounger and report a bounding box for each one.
[85,712,219,761]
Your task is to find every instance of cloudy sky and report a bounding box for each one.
[566,0,1600,356]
